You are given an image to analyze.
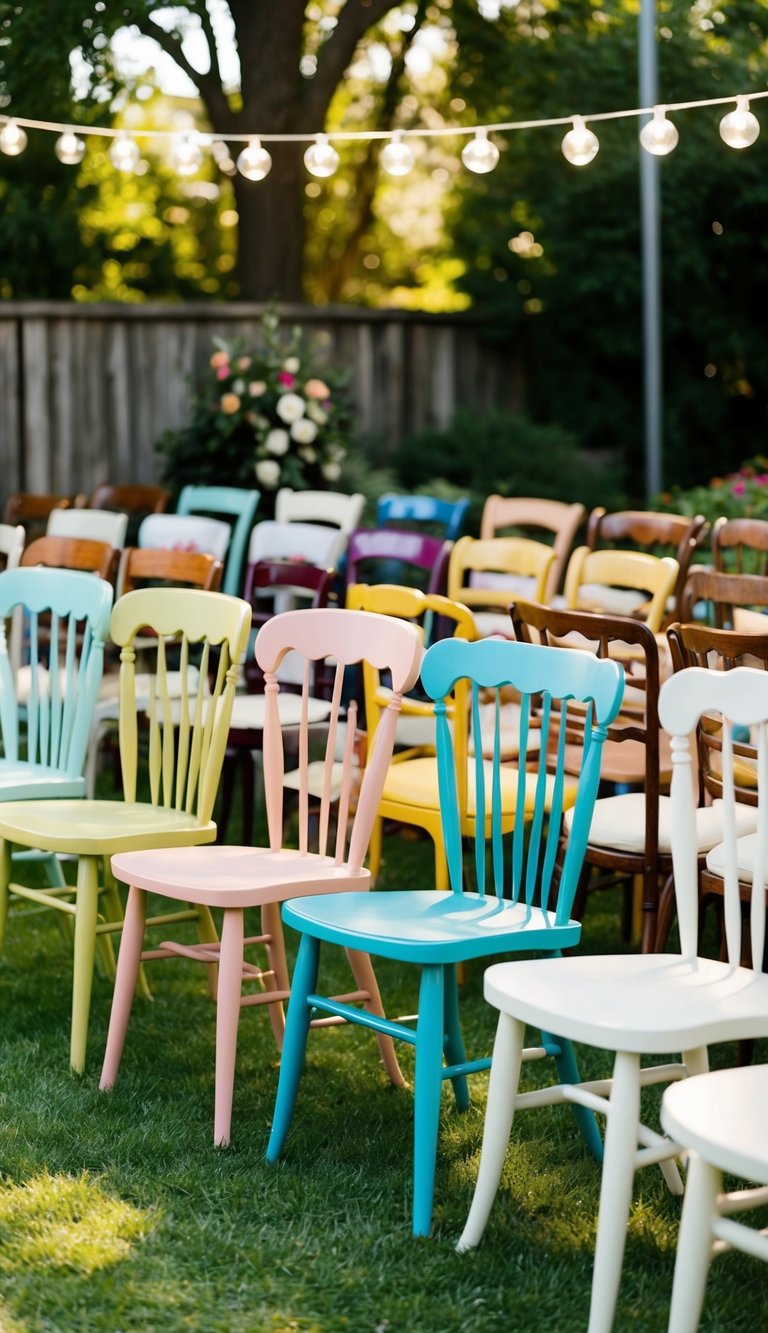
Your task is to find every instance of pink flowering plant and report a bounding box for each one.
[661,455,768,525]
[158,309,353,500]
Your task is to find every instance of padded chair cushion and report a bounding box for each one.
[229,692,333,732]
[576,584,648,617]
[706,832,767,882]
[247,520,345,569]
[383,755,577,816]
[564,793,758,855]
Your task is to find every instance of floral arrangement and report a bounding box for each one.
[660,456,768,526]
[157,309,353,501]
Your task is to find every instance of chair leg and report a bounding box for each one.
[442,963,469,1111]
[0,838,10,952]
[587,1049,641,1333]
[261,900,288,1051]
[214,907,245,1147]
[457,1013,525,1253]
[266,933,321,1163]
[70,855,100,1075]
[100,885,148,1090]
[546,1029,603,1164]
[412,963,445,1237]
[667,1154,720,1333]
[194,903,220,1000]
[345,947,405,1088]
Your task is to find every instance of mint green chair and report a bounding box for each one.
[176,485,260,597]
[267,635,624,1236]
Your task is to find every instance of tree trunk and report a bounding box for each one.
[231,140,306,301]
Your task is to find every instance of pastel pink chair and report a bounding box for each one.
[101,607,423,1147]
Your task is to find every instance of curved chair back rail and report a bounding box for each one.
[564,546,679,634]
[275,488,365,534]
[138,513,232,561]
[345,527,453,597]
[47,507,129,549]
[712,514,768,577]
[376,493,469,543]
[679,565,768,631]
[447,535,556,612]
[22,536,119,583]
[117,546,224,596]
[88,484,171,515]
[480,496,585,599]
[587,507,706,621]
[176,484,260,597]
[247,519,346,570]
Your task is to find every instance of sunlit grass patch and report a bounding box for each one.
[0,1171,152,1275]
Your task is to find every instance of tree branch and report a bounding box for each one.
[133,12,233,129]
[301,0,399,126]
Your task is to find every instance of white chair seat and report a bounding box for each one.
[483,952,768,1053]
[705,830,767,881]
[229,692,333,732]
[564,793,758,855]
[662,1063,768,1182]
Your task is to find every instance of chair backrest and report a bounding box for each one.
[681,566,768,631]
[176,484,261,597]
[480,496,585,599]
[22,535,119,583]
[0,567,112,772]
[345,527,452,597]
[659,664,768,967]
[255,607,423,871]
[47,507,129,549]
[138,513,231,561]
[247,519,346,570]
[4,493,73,544]
[88,484,171,545]
[712,516,768,577]
[587,508,706,620]
[447,535,556,609]
[564,546,679,634]
[275,488,365,535]
[117,546,224,596]
[110,587,251,823]
[0,523,24,571]
[376,493,469,542]
[420,636,624,916]
[243,559,336,695]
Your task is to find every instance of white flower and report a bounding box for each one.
[255,458,281,488]
[232,378,245,395]
[299,446,317,463]
[322,461,342,482]
[329,444,346,462]
[265,428,290,456]
[276,392,306,424]
[283,356,301,374]
[290,418,318,445]
[306,401,328,426]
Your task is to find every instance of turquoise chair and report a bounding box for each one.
[266,635,624,1235]
[376,493,469,543]
[176,485,260,597]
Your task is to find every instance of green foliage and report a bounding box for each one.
[157,309,354,502]
[394,407,625,529]
[661,454,768,525]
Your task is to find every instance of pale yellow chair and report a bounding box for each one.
[563,546,679,635]
[347,583,576,891]
[0,586,251,1072]
[447,536,557,638]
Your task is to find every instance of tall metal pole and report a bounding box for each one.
[639,0,662,500]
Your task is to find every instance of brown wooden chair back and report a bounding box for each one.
[680,566,768,630]
[587,508,706,621]
[480,496,585,599]
[21,535,119,583]
[4,493,74,544]
[712,516,768,577]
[117,546,223,596]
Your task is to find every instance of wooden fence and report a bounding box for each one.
[0,302,523,503]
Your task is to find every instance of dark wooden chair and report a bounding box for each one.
[21,535,119,583]
[510,599,666,951]
[586,508,707,623]
[680,566,768,630]
[117,545,223,596]
[712,515,768,577]
[4,493,74,545]
[88,484,171,547]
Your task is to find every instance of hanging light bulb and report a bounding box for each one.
[719,95,760,149]
[303,133,339,178]
[639,106,679,156]
[561,115,599,166]
[109,133,140,173]
[169,132,203,176]
[54,129,86,165]
[0,120,27,156]
[461,127,499,174]
[237,137,272,181]
[380,131,415,177]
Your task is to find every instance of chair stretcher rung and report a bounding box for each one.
[712,1219,768,1262]
[145,910,200,927]
[720,1184,768,1214]
[241,989,289,1008]
[10,884,76,914]
[441,1056,491,1081]
[307,993,418,1045]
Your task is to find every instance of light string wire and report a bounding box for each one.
[2,87,768,143]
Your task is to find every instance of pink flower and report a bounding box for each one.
[305,378,330,399]
[732,481,746,497]
[236,356,251,371]
[756,474,768,486]
[278,371,296,387]
[216,365,230,380]
[220,393,241,414]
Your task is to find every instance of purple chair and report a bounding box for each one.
[345,527,452,597]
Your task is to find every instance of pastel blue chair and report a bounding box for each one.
[376,493,469,543]
[266,635,624,1235]
[176,485,260,597]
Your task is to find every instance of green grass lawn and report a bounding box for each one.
[0,809,766,1332]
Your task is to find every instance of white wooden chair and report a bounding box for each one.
[457,664,768,1333]
[48,507,129,549]
[275,488,364,535]
[138,513,231,560]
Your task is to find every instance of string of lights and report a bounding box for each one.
[0,88,765,179]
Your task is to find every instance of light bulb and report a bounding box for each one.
[169,132,203,176]
[0,120,27,156]
[109,133,140,173]
[54,130,86,165]
[380,131,414,177]
[719,95,760,150]
[561,115,599,166]
[237,137,272,181]
[639,107,679,156]
[303,134,339,178]
[461,128,499,174]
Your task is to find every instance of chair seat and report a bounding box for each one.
[564,793,758,855]
[0,760,85,800]
[382,756,576,816]
[705,831,768,882]
[0,799,215,855]
[282,889,581,964]
[661,1065,768,1182]
[471,611,517,639]
[482,952,768,1052]
[112,843,371,909]
[228,692,333,733]
[576,583,648,617]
